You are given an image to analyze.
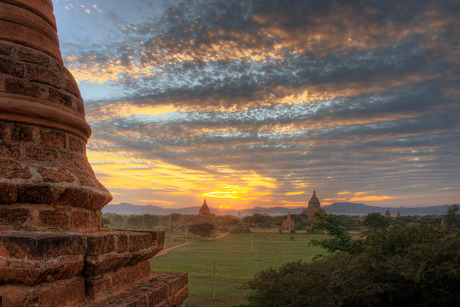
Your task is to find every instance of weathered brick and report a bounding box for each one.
[62,73,81,97]
[84,252,131,276]
[35,277,85,306]
[17,185,54,204]
[114,233,129,252]
[39,209,68,229]
[87,191,111,211]
[69,135,84,152]
[0,276,85,306]
[26,64,60,87]
[0,143,20,158]
[86,233,115,255]
[48,87,72,107]
[40,129,66,148]
[4,77,45,99]
[0,232,86,259]
[10,123,33,142]
[0,208,30,227]
[85,260,151,300]
[91,211,100,228]
[59,151,88,170]
[25,145,59,162]
[125,261,150,285]
[76,97,85,114]
[0,58,24,78]
[73,170,97,187]
[128,232,154,252]
[17,49,51,67]
[72,210,90,229]
[55,188,89,208]
[0,159,32,179]
[0,183,17,203]
[173,287,188,306]
[85,275,111,300]
[0,255,84,285]
[0,121,9,139]
[148,283,169,305]
[37,167,74,183]
[0,44,13,55]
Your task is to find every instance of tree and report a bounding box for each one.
[444,205,460,228]
[244,224,460,307]
[363,212,390,230]
[310,213,363,254]
[101,217,110,228]
[188,223,215,237]
[143,214,159,229]
[126,215,144,229]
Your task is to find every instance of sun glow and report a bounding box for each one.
[87,150,277,207]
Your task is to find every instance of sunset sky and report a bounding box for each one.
[52,0,459,209]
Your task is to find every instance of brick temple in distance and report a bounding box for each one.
[302,191,325,220]
[0,1,187,306]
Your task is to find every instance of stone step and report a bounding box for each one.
[85,271,188,307]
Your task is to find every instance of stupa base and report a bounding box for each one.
[0,230,187,307]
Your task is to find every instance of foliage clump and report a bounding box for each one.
[188,222,215,237]
[244,213,460,307]
[230,226,252,234]
[310,213,364,255]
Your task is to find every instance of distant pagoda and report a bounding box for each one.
[301,191,325,220]
[282,212,295,231]
[199,199,212,216]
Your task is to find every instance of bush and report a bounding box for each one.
[188,223,215,237]
[245,223,460,306]
[310,213,364,254]
[230,226,252,234]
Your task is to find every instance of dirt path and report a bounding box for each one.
[154,232,230,258]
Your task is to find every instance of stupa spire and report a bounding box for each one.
[199,198,211,215]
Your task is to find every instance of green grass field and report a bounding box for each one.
[150,229,328,307]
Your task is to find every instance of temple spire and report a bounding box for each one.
[199,198,211,216]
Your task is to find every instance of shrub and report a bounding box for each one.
[188,223,215,237]
[230,226,252,234]
[245,222,460,306]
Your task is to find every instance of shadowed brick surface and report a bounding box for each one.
[0,0,187,305]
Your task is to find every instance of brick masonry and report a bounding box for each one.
[0,1,187,305]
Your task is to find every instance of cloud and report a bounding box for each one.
[53,0,460,208]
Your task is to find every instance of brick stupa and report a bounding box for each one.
[0,1,187,306]
[301,191,325,220]
[198,199,211,216]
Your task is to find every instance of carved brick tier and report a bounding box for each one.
[0,0,187,305]
[0,41,111,232]
[0,230,187,306]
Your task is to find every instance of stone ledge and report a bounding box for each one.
[0,276,85,307]
[0,230,165,285]
[84,230,164,276]
[85,271,188,307]
[85,260,151,301]
[0,232,86,285]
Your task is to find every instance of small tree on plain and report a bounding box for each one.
[188,223,215,237]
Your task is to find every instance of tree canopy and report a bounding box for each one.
[244,213,460,307]
[188,222,215,237]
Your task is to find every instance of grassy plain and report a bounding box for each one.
[150,229,328,307]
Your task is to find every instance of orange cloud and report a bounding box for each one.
[350,195,396,202]
[87,149,278,207]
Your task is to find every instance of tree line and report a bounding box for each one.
[102,210,451,233]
